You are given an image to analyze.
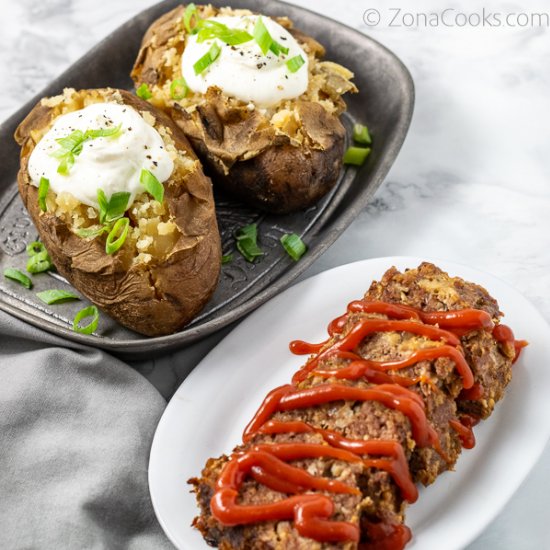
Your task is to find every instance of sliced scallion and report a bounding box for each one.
[140,168,164,203]
[280,233,307,261]
[221,254,233,264]
[136,83,153,100]
[253,17,272,55]
[38,177,49,212]
[343,146,371,166]
[352,123,372,145]
[3,268,32,289]
[97,189,131,224]
[235,223,263,263]
[27,241,46,257]
[73,305,99,334]
[193,42,221,74]
[196,20,253,45]
[36,289,79,305]
[183,3,199,33]
[105,217,130,255]
[26,250,53,274]
[170,77,189,100]
[286,55,305,73]
[75,225,109,239]
[51,125,123,175]
[269,40,289,56]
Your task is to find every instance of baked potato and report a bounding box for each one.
[131,5,357,213]
[15,87,221,336]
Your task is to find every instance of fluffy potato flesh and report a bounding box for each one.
[131,5,357,213]
[15,88,221,337]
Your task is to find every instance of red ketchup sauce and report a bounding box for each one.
[210,300,524,549]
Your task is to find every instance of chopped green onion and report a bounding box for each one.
[196,20,253,45]
[193,42,221,74]
[38,177,49,212]
[286,55,305,73]
[235,223,263,262]
[3,268,32,289]
[26,250,53,274]
[221,254,233,264]
[27,241,46,257]
[51,126,123,175]
[136,83,153,100]
[140,169,164,203]
[105,191,130,222]
[343,146,371,166]
[269,40,289,56]
[170,77,189,100]
[183,3,199,33]
[352,123,372,145]
[97,189,108,224]
[253,17,272,55]
[75,225,109,239]
[36,289,79,305]
[280,233,307,261]
[97,189,131,224]
[73,305,99,334]
[84,124,123,140]
[105,217,130,255]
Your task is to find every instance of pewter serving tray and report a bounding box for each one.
[0,0,414,357]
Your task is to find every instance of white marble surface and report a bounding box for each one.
[2,0,549,548]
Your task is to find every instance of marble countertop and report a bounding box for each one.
[1,0,549,548]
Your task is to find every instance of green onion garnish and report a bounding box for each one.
[280,233,307,261]
[221,254,233,264]
[36,289,79,305]
[26,250,53,274]
[183,3,199,33]
[343,146,371,166]
[193,42,221,75]
[235,223,263,263]
[27,241,46,256]
[196,20,253,46]
[75,225,109,239]
[352,123,372,145]
[136,83,153,100]
[269,40,289,56]
[253,17,272,55]
[38,177,49,212]
[286,55,305,73]
[83,125,123,140]
[140,168,164,204]
[4,268,32,289]
[105,217,130,255]
[97,189,131,224]
[73,305,99,334]
[170,77,189,100]
[51,125,123,175]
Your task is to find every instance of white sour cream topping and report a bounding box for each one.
[28,102,174,210]
[181,15,309,107]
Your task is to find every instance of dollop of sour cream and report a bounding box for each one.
[181,15,309,107]
[28,102,174,210]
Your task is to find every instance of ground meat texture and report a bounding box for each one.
[364,262,515,418]
[191,263,515,549]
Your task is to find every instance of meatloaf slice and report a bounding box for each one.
[191,263,518,549]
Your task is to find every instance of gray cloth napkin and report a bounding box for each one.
[0,311,174,550]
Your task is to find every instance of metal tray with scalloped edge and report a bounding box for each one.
[0,0,414,358]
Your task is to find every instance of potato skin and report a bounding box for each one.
[131,6,347,214]
[15,88,221,337]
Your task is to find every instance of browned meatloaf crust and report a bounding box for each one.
[190,263,516,549]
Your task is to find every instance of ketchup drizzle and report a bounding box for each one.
[210,300,524,549]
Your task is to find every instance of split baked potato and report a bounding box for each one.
[131,5,357,213]
[15,87,221,336]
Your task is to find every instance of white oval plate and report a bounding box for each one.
[149,257,550,550]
